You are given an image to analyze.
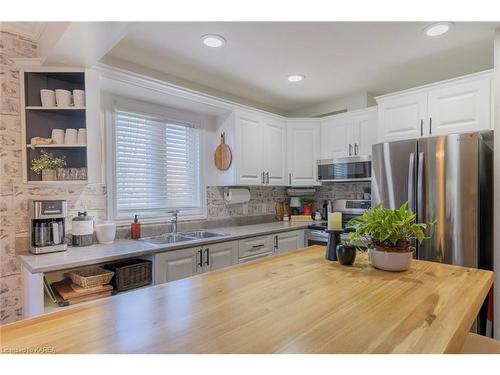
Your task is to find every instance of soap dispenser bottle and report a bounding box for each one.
[131,215,141,240]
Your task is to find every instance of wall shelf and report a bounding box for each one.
[21,69,89,184]
[27,144,87,148]
[26,106,86,110]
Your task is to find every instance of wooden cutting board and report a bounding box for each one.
[52,279,113,301]
[214,133,232,171]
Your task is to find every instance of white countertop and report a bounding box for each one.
[18,221,312,273]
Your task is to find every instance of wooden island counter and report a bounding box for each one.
[0,246,493,354]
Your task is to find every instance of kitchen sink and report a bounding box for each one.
[140,233,194,245]
[181,231,227,239]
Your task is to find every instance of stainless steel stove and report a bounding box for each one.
[305,200,371,246]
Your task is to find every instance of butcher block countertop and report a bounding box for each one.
[0,246,493,354]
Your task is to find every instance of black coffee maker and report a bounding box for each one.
[30,200,68,254]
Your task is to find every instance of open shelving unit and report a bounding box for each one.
[21,69,89,184]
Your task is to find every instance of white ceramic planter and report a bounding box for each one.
[369,247,413,272]
[95,223,116,244]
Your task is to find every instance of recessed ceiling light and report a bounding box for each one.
[287,74,305,82]
[424,22,453,37]
[201,34,226,48]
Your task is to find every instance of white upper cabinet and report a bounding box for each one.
[320,107,378,159]
[427,77,491,136]
[321,116,352,159]
[377,92,427,142]
[262,118,287,185]
[286,120,320,186]
[235,111,263,185]
[353,109,378,156]
[376,71,493,142]
[230,110,287,186]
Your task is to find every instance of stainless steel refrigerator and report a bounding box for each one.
[372,131,493,333]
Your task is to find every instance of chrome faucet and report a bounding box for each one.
[169,210,179,233]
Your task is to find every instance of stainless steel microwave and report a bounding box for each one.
[317,155,371,182]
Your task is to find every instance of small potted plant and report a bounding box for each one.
[347,202,434,271]
[31,150,66,181]
[301,198,314,216]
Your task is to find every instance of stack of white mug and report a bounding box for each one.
[51,128,86,145]
[40,89,85,107]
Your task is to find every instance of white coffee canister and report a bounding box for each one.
[55,89,72,107]
[73,89,85,107]
[72,212,94,247]
[40,89,56,107]
[95,223,116,244]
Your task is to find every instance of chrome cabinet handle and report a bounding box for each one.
[261,171,265,184]
[266,172,269,184]
[274,235,278,250]
[289,173,291,185]
[429,118,432,135]
[354,143,358,155]
[348,144,352,156]
[420,119,423,137]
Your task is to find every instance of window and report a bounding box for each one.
[109,98,204,221]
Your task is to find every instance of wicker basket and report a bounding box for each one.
[104,259,152,292]
[68,267,115,289]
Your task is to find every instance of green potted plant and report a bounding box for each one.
[31,150,66,181]
[347,202,434,271]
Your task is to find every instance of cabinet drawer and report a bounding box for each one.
[239,251,273,263]
[238,235,274,259]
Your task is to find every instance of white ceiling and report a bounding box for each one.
[107,22,499,114]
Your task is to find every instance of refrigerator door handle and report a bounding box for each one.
[407,153,415,212]
[417,152,424,221]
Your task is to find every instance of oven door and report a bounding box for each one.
[305,230,328,246]
[317,156,371,182]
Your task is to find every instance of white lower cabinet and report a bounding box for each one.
[205,241,239,272]
[155,231,306,283]
[154,247,203,284]
[274,230,305,253]
[155,241,238,284]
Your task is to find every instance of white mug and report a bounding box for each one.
[40,89,56,107]
[73,89,85,107]
[65,128,78,144]
[77,128,87,145]
[55,89,71,107]
[51,129,65,144]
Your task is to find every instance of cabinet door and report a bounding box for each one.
[320,117,353,159]
[286,121,320,186]
[378,92,427,142]
[205,241,238,272]
[427,78,491,136]
[154,247,202,284]
[262,119,287,185]
[85,68,104,184]
[235,112,263,185]
[275,230,305,253]
[353,109,378,156]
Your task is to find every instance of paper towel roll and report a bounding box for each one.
[224,187,250,205]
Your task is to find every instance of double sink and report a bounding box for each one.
[140,230,227,245]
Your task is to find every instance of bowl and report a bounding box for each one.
[95,223,116,244]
